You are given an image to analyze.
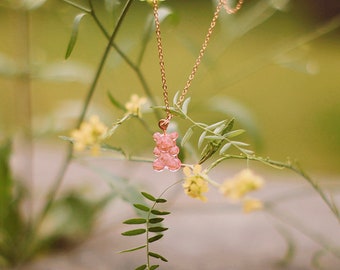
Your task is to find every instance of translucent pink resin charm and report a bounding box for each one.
[153,132,181,172]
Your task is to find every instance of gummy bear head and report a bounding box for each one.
[153,132,178,151]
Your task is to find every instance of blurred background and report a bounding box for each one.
[0,0,340,269]
[0,0,340,174]
[1,0,340,174]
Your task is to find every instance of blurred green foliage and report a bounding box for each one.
[0,140,29,266]
[0,139,114,267]
[1,0,339,173]
[0,0,339,267]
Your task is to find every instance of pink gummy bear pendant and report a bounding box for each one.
[153,131,182,172]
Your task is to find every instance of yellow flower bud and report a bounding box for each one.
[70,115,107,155]
[220,169,264,200]
[182,165,209,202]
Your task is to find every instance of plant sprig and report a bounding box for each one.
[208,153,340,223]
[154,94,254,164]
[155,94,340,224]
[121,191,170,270]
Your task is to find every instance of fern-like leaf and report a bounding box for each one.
[133,204,150,212]
[141,192,157,202]
[121,229,146,236]
[135,265,147,270]
[149,252,168,262]
[151,209,171,215]
[120,245,147,253]
[148,234,163,243]
[123,218,147,224]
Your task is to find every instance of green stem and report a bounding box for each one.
[137,17,153,67]
[68,0,161,120]
[266,204,340,261]
[180,108,250,155]
[89,0,161,120]
[33,0,134,235]
[62,0,91,13]
[145,180,182,269]
[12,8,34,265]
[207,154,340,223]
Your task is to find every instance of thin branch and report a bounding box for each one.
[207,154,340,223]
[88,0,161,120]
[266,204,340,261]
[33,0,135,235]
[61,0,91,13]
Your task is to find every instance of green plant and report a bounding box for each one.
[1,0,340,269]
[121,191,171,270]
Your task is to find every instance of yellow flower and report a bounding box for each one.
[70,115,107,156]
[219,169,264,200]
[182,165,209,202]
[242,198,263,213]
[125,94,147,117]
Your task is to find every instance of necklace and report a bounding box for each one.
[152,0,244,172]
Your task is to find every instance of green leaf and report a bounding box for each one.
[149,252,168,262]
[135,264,147,270]
[181,127,193,147]
[148,234,164,243]
[141,192,156,202]
[213,122,228,134]
[199,127,227,164]
[150,265,160,270]
[226,129,245,138]
[121,229,146,236]
[219,142,232,155]
[120,245,147,253]
[123,218,147,225]
[224,118,235,134]
[151,209,170,216]
[151,105,183,117]
[108,91,126,111]
[149,218,164,224]
[133,204,150,212]
[181,97,191,115]
[240,149,254,155]
[209,97,263,149]
[148,226,168,233]
[173,91,180,104]
[231,141,249,146]
[198,131,207,148]
[205,135,225,140]
[65,13,87,59]
[155,198,167,203]
[158,7,178,25]
[206,120,227,130]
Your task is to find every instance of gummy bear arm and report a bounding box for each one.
[153,132,162,141]
[169,146,179,155]
[169,132,178,140]
[153,147,161,156]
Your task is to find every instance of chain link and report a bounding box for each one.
[153,0,244,126]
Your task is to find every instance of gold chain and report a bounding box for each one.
[153,0,244,131]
